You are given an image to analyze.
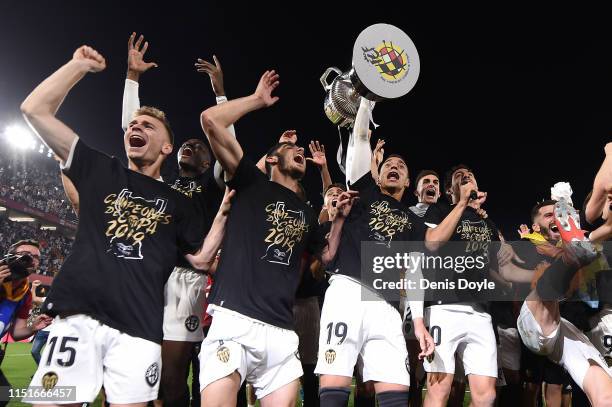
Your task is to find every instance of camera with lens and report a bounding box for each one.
[0,252,34,282]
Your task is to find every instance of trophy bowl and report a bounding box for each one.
[321,23,420,127]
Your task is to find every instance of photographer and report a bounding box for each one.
[0,239,52,399]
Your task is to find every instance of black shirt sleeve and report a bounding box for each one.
[424,202,450,225]
[226,157,266,191]
[62,139,111,190]
[348,172,376,194]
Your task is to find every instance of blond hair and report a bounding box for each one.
[134,106,174,144]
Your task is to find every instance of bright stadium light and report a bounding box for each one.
[41,225,57,231]
[3,124,37,150]
[0,206,6,212]
[9,215,36,222]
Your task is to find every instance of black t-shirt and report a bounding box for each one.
[44,140,204,343]
[167,169,223,268]
[208,158,326,329]
[331,174,428,281]
[424,202,500,306]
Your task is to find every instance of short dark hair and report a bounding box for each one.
[530,200,557,223]
[378,154,409,175]
[265,142,293,176]
[443,164,472,199]
[9,239,40,254]
[414,170,440,187]
[322,182,346,197]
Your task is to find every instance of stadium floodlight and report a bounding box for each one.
[40,225,57,231]
[3,123,37,150]
[8,215,36,222]
[0,206,6,212]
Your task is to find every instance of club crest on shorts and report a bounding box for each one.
[42,372,58,390]
[185,315,199,332]
[325,349,336,364]
[145,363,160,387]
[217,346,231,363]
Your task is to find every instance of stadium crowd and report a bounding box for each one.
[0,217,73,277]
[0,147,77,223]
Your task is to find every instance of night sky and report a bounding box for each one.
[1,3,610,237]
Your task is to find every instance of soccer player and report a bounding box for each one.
[20,45,231,406]
[515,173,612,406]
[315,97,436,407]
[120,33,232,407]
[198,70,343,407]
[422,165,500,407]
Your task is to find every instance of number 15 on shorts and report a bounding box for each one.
[46,337,79,367]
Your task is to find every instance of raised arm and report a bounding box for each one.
[307,140,332,193]
[586,143,612,224]
[371,138,384,181]
[21,46,106,162]
[346,98,372,185]
[425,181,485,250]
[196,55,238,187]
[200,70,279,178]
[321,190,359,264]
[121,32,157,130]
[185,188,235,271]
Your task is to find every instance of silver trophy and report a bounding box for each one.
[320,23,421,128]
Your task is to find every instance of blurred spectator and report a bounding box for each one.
[0,218,72,277]
[0,147,77,223]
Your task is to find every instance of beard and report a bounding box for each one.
[277,155,304,180]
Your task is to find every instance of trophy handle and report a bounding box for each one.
[320,67,343,90]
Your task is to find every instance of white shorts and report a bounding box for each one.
[199,306,302,399]
[423,303,498,378]
[587,308,612,367]
[163,267,206,342]
[25,314,161,404]
[498,327,521,371]
[293,296,321,365]
[517,301,612,390]
[314,276,410,386]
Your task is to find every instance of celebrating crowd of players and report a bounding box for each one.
[9,32,612,407]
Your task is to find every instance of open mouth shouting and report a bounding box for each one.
[181,146,193,158]
[549,222,559,234]
[294,153,305,165]
[425,187,437,197]
[387,170,400,182]
[128,133,147,149]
